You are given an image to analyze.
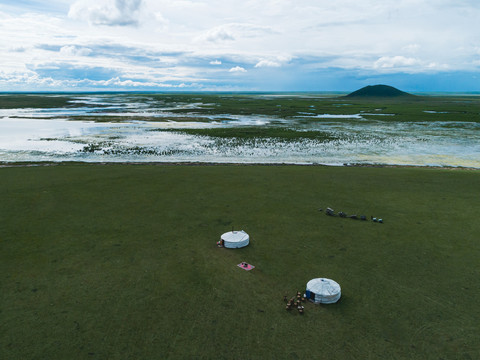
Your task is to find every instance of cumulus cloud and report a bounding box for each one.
[0,70,195,90]
[196,23,275,43]
[229,66,246,73]
[371,56,452,73]
[0,70,63,90]
[3,0,480,91]
[197,26,235,42]
[10,46,28,53]
[255,59,281,68]
[74,78,195,89]
[68,0,144,27]
[374,56,419,69]
[60,46,92,57]
[254,55,292,68]
[426,62,450,71]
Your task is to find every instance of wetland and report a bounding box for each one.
[0,92,479,167]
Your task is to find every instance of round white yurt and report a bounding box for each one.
[306,278,341,304]
[220,230,250,249]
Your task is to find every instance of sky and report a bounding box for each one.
[1,0,480,92]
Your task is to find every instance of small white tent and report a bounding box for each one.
[306,278,341,304]
[220,230,249,249]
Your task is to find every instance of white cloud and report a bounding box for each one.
[255,59,281,68]
[370,55,452,73]
[198,26,235,42]
[68,0,144,27]
[0,68,200,91]
[9,46,28,53]
[402,44,421,54]
[0,70,63,89]
[2,0,480,91]
[229,66,246,73]
[374,56,419,69]
[195,23,275,43]
[153,11,169,29]
[426,62,450,71]
[60,45,92,57]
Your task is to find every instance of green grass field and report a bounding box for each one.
[147,93,480,123]
[1,164,479,359]
[2,93,480,124]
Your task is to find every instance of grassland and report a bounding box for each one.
[2,93,480,124]
[1,164,479,359]
[147,93,480,123]
[0,94,82,109]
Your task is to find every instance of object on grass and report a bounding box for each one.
[326,207,335,216]
[237,262,255,271]
[221,230,250,248]
[338,211,347,218]
[305,278,341,304]
[360,215,367,221]
[378,219,383,223]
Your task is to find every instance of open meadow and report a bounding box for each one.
[1,163,479,359]
[4,0,480,358]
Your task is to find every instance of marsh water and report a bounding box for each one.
[0,93,479,168]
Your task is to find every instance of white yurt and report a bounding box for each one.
[220,230,250,249]
[306,278,341,304]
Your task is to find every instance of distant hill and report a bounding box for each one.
[346,85,414,98]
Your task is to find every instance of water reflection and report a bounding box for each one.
[0,95,478,168]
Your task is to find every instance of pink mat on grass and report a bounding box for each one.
[237,262,255,271]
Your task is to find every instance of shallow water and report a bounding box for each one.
[0,94,479,168]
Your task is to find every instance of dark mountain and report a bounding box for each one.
[346,85,414,98]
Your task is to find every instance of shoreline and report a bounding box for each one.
[1,160,478,171]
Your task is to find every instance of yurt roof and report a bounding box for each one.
[221,230,249,243]
[307,278,341,296]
